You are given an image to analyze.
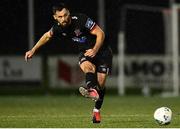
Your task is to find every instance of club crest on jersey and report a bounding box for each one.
[85,18,95,30]
[74,29,82,36]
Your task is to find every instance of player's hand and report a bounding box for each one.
[84,49,97,58]
[25,49,35,62]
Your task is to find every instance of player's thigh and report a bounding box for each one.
[79,61,96,73]
[97,72,107,87]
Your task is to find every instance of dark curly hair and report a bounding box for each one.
[52,3,69,15]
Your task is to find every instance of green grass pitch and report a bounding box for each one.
[0,95,179,128]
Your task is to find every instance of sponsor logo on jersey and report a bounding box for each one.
[72,36,87,43]
[74,29,82,36]
[85,18,95,30]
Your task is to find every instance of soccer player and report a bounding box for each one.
[25,3,113,123]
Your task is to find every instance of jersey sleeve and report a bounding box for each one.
[79,14,96,31]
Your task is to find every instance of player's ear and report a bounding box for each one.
[53,15,57,20]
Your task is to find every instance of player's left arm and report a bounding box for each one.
[84,25,105,57]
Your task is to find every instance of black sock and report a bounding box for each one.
[95,87,106,110]
[85,72,97,89]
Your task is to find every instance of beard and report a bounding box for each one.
[60,18,71,28]
[62,21,68,26]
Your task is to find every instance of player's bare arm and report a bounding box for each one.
[84,25,105,58]
[25,31,52,61]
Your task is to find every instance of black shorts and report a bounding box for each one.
[78,47,113,74]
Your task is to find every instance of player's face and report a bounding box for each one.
[53,8,71,27]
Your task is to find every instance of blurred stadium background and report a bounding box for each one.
[0,0,180,96]
[0,0,180,127]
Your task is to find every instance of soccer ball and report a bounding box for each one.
[153,107,172,125]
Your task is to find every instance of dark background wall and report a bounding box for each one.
[0,0,28,54]
[0,0,176,55]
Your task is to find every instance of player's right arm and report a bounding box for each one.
[25,31,53,61]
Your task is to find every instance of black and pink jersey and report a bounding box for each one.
[50,13,109,53]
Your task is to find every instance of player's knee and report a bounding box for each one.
[80,61,96,73]
[82,65,95,73]
[87,66,96,73]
